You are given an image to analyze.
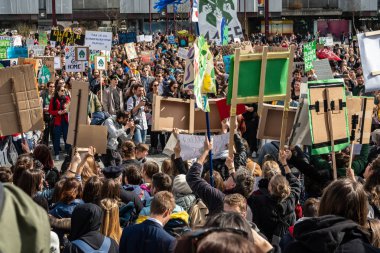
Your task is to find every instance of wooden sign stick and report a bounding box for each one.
[325,88,337,180]
[348,141,355,169]
[100,70,103,104]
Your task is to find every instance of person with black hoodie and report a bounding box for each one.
[285,179,380,253]
[63,203,119,253]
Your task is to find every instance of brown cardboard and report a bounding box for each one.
[35,56,55,82]
[76,125,107,154]
[67,81,90,145]
[194,101,222,133]
[309,86,348,145]
[347,96,374,144]
[152,95,194,133]
[0,65,43,136]
[257,104,297,140]
[152,95,222,133]
[18,58,41,77]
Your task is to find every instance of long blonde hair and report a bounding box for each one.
[100,198,122,243]
[81,155,98,183]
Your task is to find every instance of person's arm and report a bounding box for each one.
[233,133,247,168]
[174,139,187,174]
[279,149,301,202]
[104,118,129,139]
[48,98,59,117]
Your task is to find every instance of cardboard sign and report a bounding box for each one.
[136,35,145,43]
[67,81,90,146]
[54,56,61,70]
[0,65,44,136]
[144,35,153,42]
[75,47,90,61]
[118,32,136,44]
[168,35,176,44]
[35,56,55,82]
[177,47,189,59]
[64,46,84,72]
[178,133,229,161]
[85,31,112,51]
[26,39,34,46]
[18,58,40,77]
[152,95,222,133]
[257,104,297,140]
[346,96,374,144]
[319,37,334,46]
[140,51,155,63]
[125,43,137,59]
[28,45,45,57]
[94,56,107,70]
[50,29,85,45]
[308,79,349,155]
[312,59,334,80]
[77,125,107,154]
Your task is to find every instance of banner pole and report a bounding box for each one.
[206,111,214,187]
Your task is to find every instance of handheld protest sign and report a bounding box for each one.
[228,45,295,156]
[75,47,90,61]
[94,56,107,103]
[358,30,380,92]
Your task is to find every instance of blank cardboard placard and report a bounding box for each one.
[257,104,297,140]
[0,65,43,136]
[194,101,222,133]
[346,96,374,144]
[76,125,107,154]
[67,81,90,145]
[308,80,349,155]
[152,95,194,133]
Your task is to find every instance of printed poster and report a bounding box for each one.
[64,46,84,72]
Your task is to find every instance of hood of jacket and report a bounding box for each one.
[292,215,370,253]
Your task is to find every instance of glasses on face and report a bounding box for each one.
[153,84,159,87]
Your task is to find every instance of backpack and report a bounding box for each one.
[71,237,111,253]
[164,218,191,238]
[188,198,209,229]
[90,111,111,126]
[119,201,138,228]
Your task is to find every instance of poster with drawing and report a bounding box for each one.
[178,133,229,161]
[64,46,84,72]
[183,46,195,90]
[198,0,243,41]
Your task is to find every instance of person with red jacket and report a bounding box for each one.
[49,83,71,161]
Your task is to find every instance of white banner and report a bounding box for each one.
[178,133,229,161]
[198,0,243,41]
[144,35,153,42]
[85,31,112,51]
[178,47,189,59]
[358,32,380,92]
[54,56,61,70]
[64,46,84,72]
[137,35,145,42]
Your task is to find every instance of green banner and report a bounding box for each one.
[0,39,11,47]
[39,32,48,46]
[303,41,316,72]
[0,47,7,59]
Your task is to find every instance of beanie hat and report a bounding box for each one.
[173,174,192,195]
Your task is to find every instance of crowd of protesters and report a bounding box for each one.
[1,29,380,253]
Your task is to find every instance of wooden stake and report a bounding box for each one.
[280,45,295,150]
[257,46,268,116]
[349,141,355,169]
[325,88,337,180]
[229,48,241,157]
[100,70,103,105]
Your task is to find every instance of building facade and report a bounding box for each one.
[0,0,378,36]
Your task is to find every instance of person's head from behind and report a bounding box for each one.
[205,212,254,242]
[101,178,120,200]
[303,198,320,218]
[70,203,103,240]
[223,193,248,218]
[80,154,99,183]
[262,161,281,180]
[82,176,103,205]
[33,144,54,170]
[367,218,380,248]
[150,191,176,225]
[196,231,255,253]
[12,154,34,184]
[16,169,44,197]
[268,174,291,201]
[365,159,380,208]
[364,156,380,181]
[152,172,172,194]
[100,198,122,242]
[142,161,159,183]
[0,167,13,183]
[59,178,83,204]
[120,141,136,160]
[319,179,368,226]
[234,168,255,199]
[122,165,143,186]
[161,159,175,177]
[204,170,225,192]
[135,143,149,160]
